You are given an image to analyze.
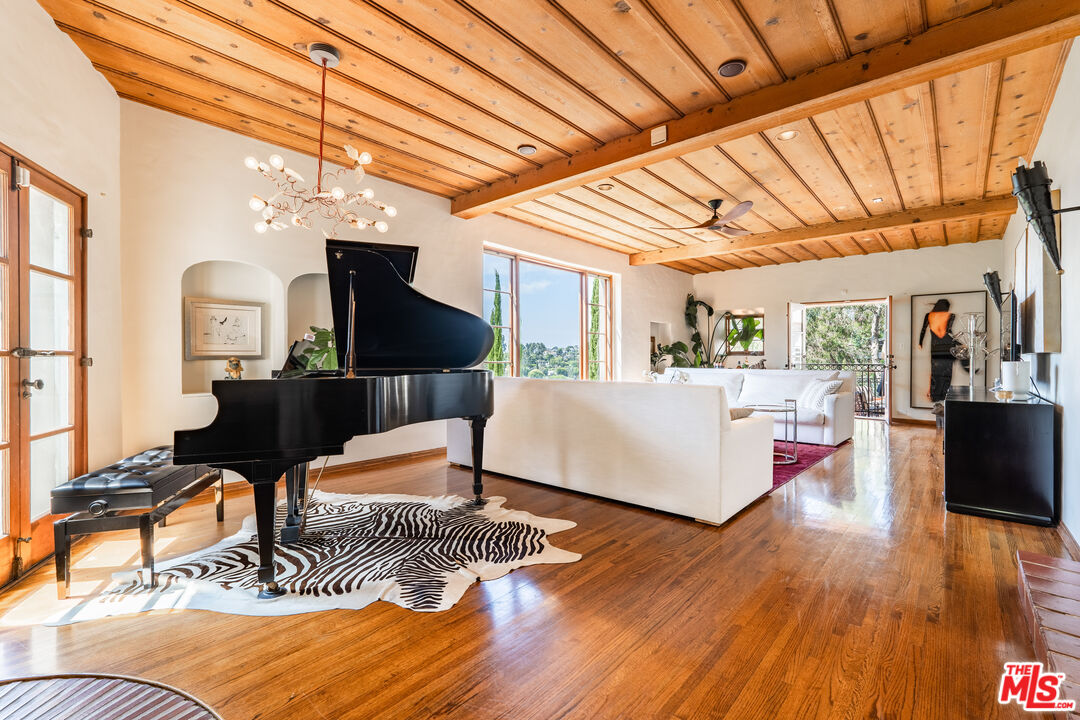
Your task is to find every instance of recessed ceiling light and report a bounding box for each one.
[597,183,614,191]
[872,197,884,203]
[516,144,537,156]
[775,129,799,141]
[717,59,747,78]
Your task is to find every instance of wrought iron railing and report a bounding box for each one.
[788,361,896,419]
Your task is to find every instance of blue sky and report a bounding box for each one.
[483,256,581,347]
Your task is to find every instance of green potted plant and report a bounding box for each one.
[300,326,339,371]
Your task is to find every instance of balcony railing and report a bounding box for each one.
[788,361,895,419]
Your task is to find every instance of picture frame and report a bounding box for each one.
[909,290,988,409]
[184,297,264,359]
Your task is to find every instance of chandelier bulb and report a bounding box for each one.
[257,162,270,173]
[359,151,373,165]
[244,156,259,170]
[374,221,389,233]
[362,188,375,200]
[261,206,275,220]
[269,154,285,170]
[254,221,269,234]
[249,195,266,211]
[384,206,397,217]
[331,186,345,200]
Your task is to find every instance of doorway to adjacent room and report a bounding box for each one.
[788,298,894,420]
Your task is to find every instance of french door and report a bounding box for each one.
[0,147,87,586]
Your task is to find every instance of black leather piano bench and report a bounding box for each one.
[49,446,223,599]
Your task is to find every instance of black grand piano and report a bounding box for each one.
[174,240,494,597]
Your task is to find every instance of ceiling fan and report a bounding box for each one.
[654,198,753,236]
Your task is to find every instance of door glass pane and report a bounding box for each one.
[29,187,71,274]
[30,432,71,520]
[483,253,511,290]
[29,356,71,436]
[519,261,580,379]
[0,449,7,535]
[29,271,71,350]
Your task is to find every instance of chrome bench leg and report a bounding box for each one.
[139,515,155,590]
[54,520,70,600]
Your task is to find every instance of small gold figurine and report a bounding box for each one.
[224,356,244,380]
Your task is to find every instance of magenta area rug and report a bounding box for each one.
[770,441,844,491]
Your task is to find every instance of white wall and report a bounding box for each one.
[690,241,1005,421]
[1000,49,1080,535]
[120,101,690,464]
[0,0,123,469]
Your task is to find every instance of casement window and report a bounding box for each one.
[482,248,612,381]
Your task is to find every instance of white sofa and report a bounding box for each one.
[447,376,774,526]
[661,368,855,446]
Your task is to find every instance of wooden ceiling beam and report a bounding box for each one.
[451,0,1080,218]
[628,195,1017,265]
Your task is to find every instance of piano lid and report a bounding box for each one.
[326,239,494,370]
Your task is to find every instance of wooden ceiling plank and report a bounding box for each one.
[803,238,844,258]
[831,0,911,55]
[736,0,847,77]
[539,193,679,249]
[453,0,1080,217]
[759,118,868,220]
[43,0,532,175]
[671,151,798,231]
[812,102,903,213]
[714,135,837,224]
[62,27,499,186]
[881,228,918,250]
[214,0,597,152]
[94,0,569,164]
[100,66,474,194]
[976,60,1006,198]
[629,195,1016,265]
[549,0,725,113]
[496,208,642,255]
[520,200,656,252]
[559,185,718,247]
[912,224,947,247]
[364,0,640,141]
[924,0,993,26]
[868,83,940,209]
[984,41,1073,197]
[645,0,785,90]
[462,0,678,124]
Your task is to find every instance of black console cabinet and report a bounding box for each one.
[943,387,1060,526]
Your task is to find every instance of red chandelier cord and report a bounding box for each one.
[316,57,328,194]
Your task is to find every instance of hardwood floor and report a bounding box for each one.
[0,421,1069,719]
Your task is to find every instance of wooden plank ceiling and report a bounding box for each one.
[40,0,1076,273]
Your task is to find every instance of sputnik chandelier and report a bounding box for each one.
[245,43,396,237]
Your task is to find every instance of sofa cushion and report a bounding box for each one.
[670,369,744,404]
[737,371,837,407]
[798,379,844,412]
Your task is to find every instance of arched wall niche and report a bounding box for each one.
[287,273,332,345]
[180,260,284,394]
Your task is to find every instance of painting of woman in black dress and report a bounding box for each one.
[918,299,962,404]
[910,291,987,410]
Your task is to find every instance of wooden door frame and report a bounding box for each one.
[0,140,88,584]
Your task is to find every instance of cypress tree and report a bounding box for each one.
[487,270,506,375]
[588,277,601,380]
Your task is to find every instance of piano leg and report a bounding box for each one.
[280,463,307,544]
[468,416,487,506]
[252,480,286,598]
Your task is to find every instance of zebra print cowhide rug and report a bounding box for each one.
[47,491,580,626]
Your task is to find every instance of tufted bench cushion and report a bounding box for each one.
[50,446,223,598]
[51,446,208,515]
